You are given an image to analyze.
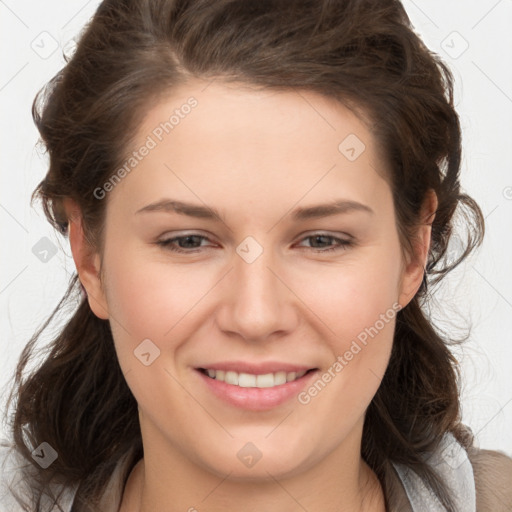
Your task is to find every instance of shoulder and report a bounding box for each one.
[467,445,512,512]
[0,438,76,512]
[0,439,34,510]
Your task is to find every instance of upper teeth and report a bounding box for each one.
[205,369,307,388]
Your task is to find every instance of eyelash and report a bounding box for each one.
[156,233,353,254]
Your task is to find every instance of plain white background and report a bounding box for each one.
[1,1,511,455]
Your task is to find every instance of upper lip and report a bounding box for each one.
[196,361,317,375]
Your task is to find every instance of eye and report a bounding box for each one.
[156,234,213,253]
[296,233,353,253]
[155,232,353,254]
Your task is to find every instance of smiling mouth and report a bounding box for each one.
[197,368,317,388]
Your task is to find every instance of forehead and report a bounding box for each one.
[136,79,375,160]
[108,79,391,219]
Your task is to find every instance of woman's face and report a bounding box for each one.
[82,79,427,480]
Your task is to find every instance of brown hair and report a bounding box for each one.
[5,0,484,510]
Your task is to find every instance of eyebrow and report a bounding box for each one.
[135,198,374,221]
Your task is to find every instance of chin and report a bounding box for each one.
[196,439,318,481]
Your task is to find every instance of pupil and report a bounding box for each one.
[180,235,201,248]
[313,235,329,247]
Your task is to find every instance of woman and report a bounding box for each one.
[2,0,512,511]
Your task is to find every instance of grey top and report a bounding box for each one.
[391,432,476,511]
[0,432,475,511]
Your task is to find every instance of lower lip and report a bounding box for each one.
[196,369,318,411]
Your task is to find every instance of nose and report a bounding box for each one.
[215,244,299,343]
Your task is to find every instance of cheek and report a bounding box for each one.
[294,246,403,349]
[101,243,222,364]
[294,268,399,435]
[107,269,192,333]
[290,241,402,415]
[100,248,209,415]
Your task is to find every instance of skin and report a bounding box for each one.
[65,79,437,512]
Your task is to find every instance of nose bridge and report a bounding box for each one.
[217,238,297,341]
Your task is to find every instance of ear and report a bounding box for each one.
[397,189,438,308]
[63,198,110,320]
